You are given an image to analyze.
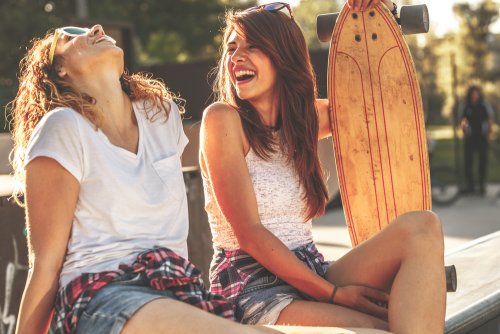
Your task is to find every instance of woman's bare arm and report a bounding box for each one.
[316,99,331,140]
[16,157,79,334]
[200,103,334,302]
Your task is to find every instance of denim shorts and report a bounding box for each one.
[75,273,175,334]
[235,262,331,325]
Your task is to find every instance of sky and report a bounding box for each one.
[264,0,500,37]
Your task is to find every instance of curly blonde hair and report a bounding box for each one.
[9,30,183,203]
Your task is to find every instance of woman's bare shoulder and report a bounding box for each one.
[202,102,243,134]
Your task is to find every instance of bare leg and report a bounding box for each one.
[269,325,391,334]
[122,298,279,334]
[276,300,388,329]
[122,298,391,334]
[325,211,446,334]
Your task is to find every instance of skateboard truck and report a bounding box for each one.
[317,4,430,43]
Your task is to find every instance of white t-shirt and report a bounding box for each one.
[25,100,189,287]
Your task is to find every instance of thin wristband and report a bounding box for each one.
[330,285,339,304]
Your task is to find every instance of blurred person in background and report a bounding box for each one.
[460,84,495,196]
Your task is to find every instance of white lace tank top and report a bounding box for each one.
[203,143,313,251]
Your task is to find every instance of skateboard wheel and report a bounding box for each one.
[446,265,458,292]
[317,12,339,43]
[400,4,430,34]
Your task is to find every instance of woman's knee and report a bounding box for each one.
[395,211,443,247]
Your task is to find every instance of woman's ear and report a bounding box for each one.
[56,67,67,79]
[54,61,67,79]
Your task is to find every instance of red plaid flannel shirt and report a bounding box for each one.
[210,243,328,301]
[51,246,234,334]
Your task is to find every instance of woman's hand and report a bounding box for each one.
[348,0,394,11]
[333,285,389,320]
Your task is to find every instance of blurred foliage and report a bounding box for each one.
[89,0,253,64]
[435,0,500,125]
[1,0,499,133]
[0,0,255,132]
[453,0,499,83]
[0,0,68,132]
[406,0,498,125]
[293,0,340,50]
[412,35,447,124]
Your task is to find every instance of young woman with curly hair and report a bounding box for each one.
[10,24,287,334]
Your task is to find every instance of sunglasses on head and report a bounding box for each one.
[245,2,294,20]
[48,26,90,65]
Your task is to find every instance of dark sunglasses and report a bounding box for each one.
[49,26,90,65]
[245,2,294,20]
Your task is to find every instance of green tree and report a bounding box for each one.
[0,0,254,132]
[294,0,341,50]
[411,35,446,124]
[0,0,74,131]
[453,0,499,83]
[88,0,254,63]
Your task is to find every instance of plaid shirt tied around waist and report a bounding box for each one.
[210,242,329,301]
[52,246,234,334]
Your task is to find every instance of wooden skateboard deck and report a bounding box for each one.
[328,3,431,246]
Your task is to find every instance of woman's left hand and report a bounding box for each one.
[334,285,389,320]
[348,0,394,11]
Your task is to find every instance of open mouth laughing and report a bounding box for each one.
[234,69,256,84]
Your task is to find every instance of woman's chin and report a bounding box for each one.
[235,90,252,101]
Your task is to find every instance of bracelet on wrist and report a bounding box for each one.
[330,285,339,304]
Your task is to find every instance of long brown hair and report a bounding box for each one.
[9,30,183,201]
[213,9,328,220]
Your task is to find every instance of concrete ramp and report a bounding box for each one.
[445,231,500,333]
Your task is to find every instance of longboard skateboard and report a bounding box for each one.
[318,2,456,292]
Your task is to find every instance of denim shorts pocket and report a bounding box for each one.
[241,275,281,295]
[77,310,125,334]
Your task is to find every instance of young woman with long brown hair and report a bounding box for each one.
[200,1,446,332]
[10,24,295,334]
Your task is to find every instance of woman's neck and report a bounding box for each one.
[250,96,279,128]
[73,73,133,130]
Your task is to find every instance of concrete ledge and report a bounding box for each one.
[0,133,13,174]
[445,231,500,333]
[0,175,14,198]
